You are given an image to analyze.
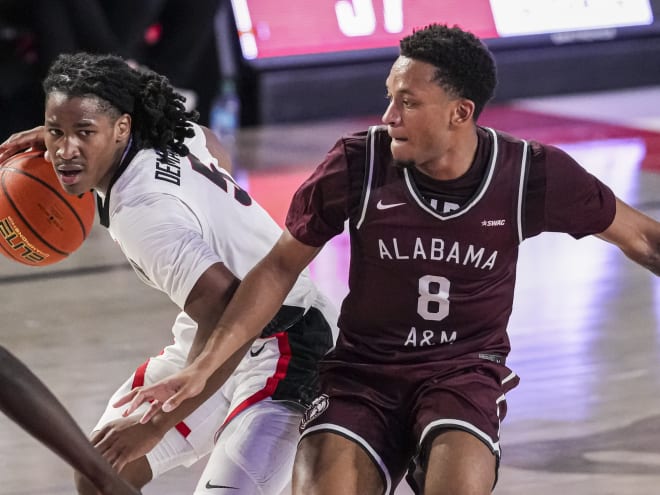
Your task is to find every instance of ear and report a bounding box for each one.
[114,113,132,142]
[451,99,475,126]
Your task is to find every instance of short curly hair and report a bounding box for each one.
[400,24,496,119]
[43,52,198,157]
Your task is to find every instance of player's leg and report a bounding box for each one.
[193,400,301,494]
[407,357,519,495]
[293,431,385,495]
[422,429,496,495]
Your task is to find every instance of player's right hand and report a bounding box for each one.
[112,365,209,423]
[0,126,47,165]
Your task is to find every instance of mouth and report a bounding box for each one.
[389,136,409,147]
[388,132,408,143]
[55,164,84,186]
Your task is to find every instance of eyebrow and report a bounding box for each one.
[45,120,96,128]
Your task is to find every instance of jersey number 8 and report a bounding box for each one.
[417,275,450,321]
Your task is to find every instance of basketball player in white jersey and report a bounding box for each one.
[0,52,336,495]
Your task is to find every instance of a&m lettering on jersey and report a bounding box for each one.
[378,237,498,270]
[0,217,48,264]
[404,327,457,347]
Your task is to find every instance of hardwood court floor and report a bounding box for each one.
[0,86,659,495]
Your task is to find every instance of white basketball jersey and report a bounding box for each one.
[96,123,319,351]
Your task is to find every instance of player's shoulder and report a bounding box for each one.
[335,125,390,159]
[484,126,527,146]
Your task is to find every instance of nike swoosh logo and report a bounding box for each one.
[205,481,238,490]
[249,342,267,357]
[376,200,406,210]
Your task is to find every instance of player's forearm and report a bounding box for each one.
[193,256,298,378]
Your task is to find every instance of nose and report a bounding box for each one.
[381,101,400,126]
[56,137,80,160]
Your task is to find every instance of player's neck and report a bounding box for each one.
[414,128,478,181]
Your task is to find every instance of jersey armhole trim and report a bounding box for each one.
[516,140,530,244]
[355,126,380,230]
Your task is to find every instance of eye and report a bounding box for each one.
[47,128,62,137]
[79,130,95,137]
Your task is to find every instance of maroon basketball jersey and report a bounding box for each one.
[325,125,526,363]
[287,125,616,365]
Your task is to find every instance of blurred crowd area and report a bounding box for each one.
[0,0,223,139]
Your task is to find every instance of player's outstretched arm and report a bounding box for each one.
[0,346,141,495]
[598,197,660,275]
[0,126,47,164]
[115,229,322,418]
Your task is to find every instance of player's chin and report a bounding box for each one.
[390,140,413,161]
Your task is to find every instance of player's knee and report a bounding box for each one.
[293,433,384,495]
[423,430,496,495]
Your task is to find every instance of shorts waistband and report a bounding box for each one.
[476,352,506,365]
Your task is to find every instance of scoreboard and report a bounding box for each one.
[230,0,656,62]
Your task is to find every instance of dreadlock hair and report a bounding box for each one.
[400,24,496,120]
[42,52,198,158]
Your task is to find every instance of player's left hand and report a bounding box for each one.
[113,365,209,424]
[0,126,48,165]
[92,416,165,472]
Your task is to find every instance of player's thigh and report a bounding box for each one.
[194,400,301,495]
[424,429,496,495]
[293,432,385,495]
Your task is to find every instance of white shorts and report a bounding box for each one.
[95,303,335,486]
[95,333,299,478]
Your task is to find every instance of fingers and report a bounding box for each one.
[138,401,162,424]
[0,126,47,164]
[91,421,136,473]
[93,427,124,469]
[112,389,139,408]
[162,392,186,413]
[120,388,156,418]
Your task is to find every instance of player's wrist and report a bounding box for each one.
[147,411,176,436]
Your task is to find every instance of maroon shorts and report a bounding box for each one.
[299,353,519,494]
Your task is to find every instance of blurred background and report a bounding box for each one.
[2,0,660,136]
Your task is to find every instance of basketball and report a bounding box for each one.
[0,150,96,266]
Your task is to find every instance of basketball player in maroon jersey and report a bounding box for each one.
[0,346,141,495]
[118,24,660,494]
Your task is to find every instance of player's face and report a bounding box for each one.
[382,56,468,171]
[44,92,131,195]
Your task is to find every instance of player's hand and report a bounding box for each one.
[113,366,208,423]
[0,126,47,165]
[92,416,165,472]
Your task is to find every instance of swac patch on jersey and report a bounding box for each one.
[299,394,329,432]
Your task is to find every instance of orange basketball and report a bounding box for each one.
[0,150,96,266]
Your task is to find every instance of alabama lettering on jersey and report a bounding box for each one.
[338,125,529,364]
